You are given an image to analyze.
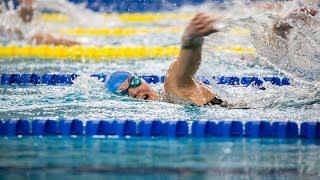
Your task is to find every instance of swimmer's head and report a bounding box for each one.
[106,70,159,101]
[106,70,133,93]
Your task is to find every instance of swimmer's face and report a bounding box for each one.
[118,77,158,101]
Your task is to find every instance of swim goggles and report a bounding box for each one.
[118,75,142,96]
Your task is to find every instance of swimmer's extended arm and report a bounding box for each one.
[166,13,218,87]
[164,13,219,105]
[30,33,80,46]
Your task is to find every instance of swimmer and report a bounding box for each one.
[0,0,80,46]
[1,0,33,23]
[29,33,80,46]
[248,0,320,83]
[106,13,228,107]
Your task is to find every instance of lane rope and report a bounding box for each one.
[0,45,255,60]
[0,45,180,59]
[58,27,250,36]
[36,13,193,23]
[59,27,183,36]
[36,14,70,22]
[104,13,193,22]
[0,119,319,139]
[0,73,291,87]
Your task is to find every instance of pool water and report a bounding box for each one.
[1,58,319,122]
[1,1,319,122]
[0,136,319,179]
[1,0,320,179]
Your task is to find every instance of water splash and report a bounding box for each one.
[199,0,320,86]
[1,1,319,121]
[249,12,320,86]
[198,2,320,109]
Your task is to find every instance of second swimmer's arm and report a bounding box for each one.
[19,0,33,23]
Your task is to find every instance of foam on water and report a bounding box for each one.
[197,1,320,110]
[249,13,320,85]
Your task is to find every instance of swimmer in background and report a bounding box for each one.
[272,1,319,39]
[247,0,319,38]
[248,0,320,83]
[0,0,80,46]
[106,13,228,107]
[239,0,319,68]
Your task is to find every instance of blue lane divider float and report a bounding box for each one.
[32,120,59,135]
[58,119,84,135]
[1,119,319,139]
[137,120,162,136]
[85,120,137,136]
[1,73,77,85]
[191,121,217,137]
[113,120,136,136]
[271,122,298,138]
[161,121,189,137]
[0,119,30,136]
[245,121,272,138]
[217,76,290,86]
[191,120,243,137]
[86,120,113,135]
[41,74,78,85]
[1,73,291,87]
[217,121,243,137]
[300,122,320,139]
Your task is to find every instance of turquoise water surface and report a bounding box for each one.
[1,0,320,179]
[0,136,319,179]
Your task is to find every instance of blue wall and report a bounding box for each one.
[68,0,225,13]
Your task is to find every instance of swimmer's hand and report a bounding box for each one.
[19,6,33,23]
[181,13,219,48]
[272,21,293,40]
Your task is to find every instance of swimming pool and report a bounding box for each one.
[1,0,320,179]
[1,56,319,121]
[0,137,319,179]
